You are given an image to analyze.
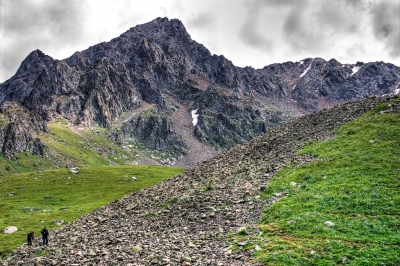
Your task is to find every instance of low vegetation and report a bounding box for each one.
[251,102,400,264]
[41,121,140,167]
[0,165,183,256]
[0,119,141,177]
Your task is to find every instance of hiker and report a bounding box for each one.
[41,225,49,245]
[27,231,34,246]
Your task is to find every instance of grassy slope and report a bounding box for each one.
[0,165,183,255]
[40,122,139,167]
[0,120,140,177]
[250,102,400,264]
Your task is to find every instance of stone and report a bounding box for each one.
[3,226,18,234]
[238,241,248,246]
[53,219,64,226]
[325,221,335,228]
[70,169,79,174]
[182,256,191,262]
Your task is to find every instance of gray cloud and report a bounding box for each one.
[238,0,400,62]
[372,1,400,57]
[238,0,277,51]
[282,2,313,52]
[186,12,214,30]
[282,0,366,53]
[239,17,271,50]
[239,0,309,52]
[1,0,86,81]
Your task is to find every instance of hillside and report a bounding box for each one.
[0,17,399,168]
[2,95,398,265]
[0,165,183,256]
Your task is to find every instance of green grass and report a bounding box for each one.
[0,119,148,177]
[39,123,113,167]
[0,153,55,177]
[0,118,175,177]
[81,127,139,165]
[0,165,183,256]
[255,102,400,265]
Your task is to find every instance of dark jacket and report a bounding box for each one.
[41,229,49,238]
[27,232,34,241]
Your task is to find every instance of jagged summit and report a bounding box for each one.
[126,17,190,38]
[14,49,54,77]
[0,17,399,167]
[65,17,196,69]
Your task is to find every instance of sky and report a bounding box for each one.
[1,0,399,82]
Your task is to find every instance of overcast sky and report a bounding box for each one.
[1,0,399,82]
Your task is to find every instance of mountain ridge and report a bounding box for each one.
[0,17,399,167]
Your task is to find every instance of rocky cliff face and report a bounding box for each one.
[117,107,188,164]
[0,102,47,158]
[0,17,399,166]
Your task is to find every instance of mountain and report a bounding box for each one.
[0,17,399,167]
[3,95,399,265]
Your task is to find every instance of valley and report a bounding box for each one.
[0,17,399,265]
[1,95,398,265]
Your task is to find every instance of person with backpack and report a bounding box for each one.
[41,225,49,245]
[27,231,34,246]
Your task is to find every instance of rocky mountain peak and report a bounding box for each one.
[127,17,190,40]
[0,17,399,166]
[15,49,54,77]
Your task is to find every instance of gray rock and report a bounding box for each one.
[325,221,335,228]
[53,219,64,226]
[3,226,18,234]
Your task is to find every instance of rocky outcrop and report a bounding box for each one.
[0,102,47,158]
[0,50,54,105]
[117,108,188,163]
[3,96,398,265]
[192,87,270,149]
[0,17,399,166]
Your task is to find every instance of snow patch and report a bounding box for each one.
[395,89,400,95]
[191,109,199,126]
[292,85,296,91]
[350,66,360,76]
[300,61,304,65]
[300,60,313,78]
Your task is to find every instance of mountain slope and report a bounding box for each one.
[0,165,183,255]
[0,17,399,167]
[3,95,398,265]
[255,98,400,265]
